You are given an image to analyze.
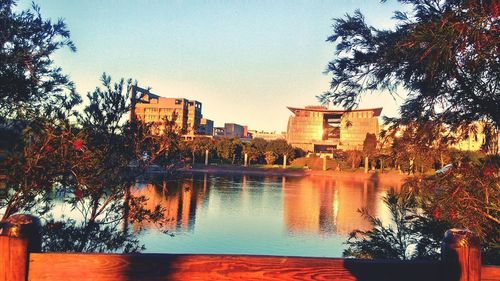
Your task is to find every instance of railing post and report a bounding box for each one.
[441,228,481,281]
[0,214,41,281]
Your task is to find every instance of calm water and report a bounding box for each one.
[132,173,402,257]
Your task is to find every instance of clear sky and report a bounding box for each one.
[18,0,406,132]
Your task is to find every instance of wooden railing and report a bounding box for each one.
[1,214,499,281]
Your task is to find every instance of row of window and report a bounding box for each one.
[144,108,179,113]
[295,111,374,118]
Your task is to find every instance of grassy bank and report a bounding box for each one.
[179,164,407,181]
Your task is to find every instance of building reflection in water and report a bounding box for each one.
[131,175,208,233]
[131,173,402,237]
[283,175,402,235]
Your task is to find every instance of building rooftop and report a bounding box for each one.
[287,106,383,117]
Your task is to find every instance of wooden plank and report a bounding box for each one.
[482,266,500,281]
[442,229,481,281]
[28,253,443,281]
[0,236,29,281]
[0,237,6,280]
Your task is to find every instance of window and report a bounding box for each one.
[175,99,182,105]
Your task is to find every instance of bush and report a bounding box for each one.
[344,188,450,260]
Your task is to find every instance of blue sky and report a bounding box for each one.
[18,0,406,132]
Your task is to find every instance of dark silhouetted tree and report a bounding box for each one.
[0,0,80,120]
[319,0,499,153]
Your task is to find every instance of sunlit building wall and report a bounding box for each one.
[249,130,286,141]
[132,87,203,134]
[286,106,382,152]
[224,123,245,138]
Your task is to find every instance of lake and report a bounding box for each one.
[131,173,402,257]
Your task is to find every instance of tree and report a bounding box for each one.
[344,188,450,260]
[266,139,295,164]
[324,1,500,263]
[189,137,214,165]
[264,151,277,165]
[60,74,168,252]
[319,0,499,153]
[0,0,79,220]
[346,150,362,169]
[408,158,500,263]
[0,0,172,253]
[250,138,268,164]
[362,133,377,172]
[0,0,80,120]
[215,138,242,164]
[242,143,259,165]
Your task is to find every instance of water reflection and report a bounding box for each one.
[127,173,406,256]
[282,176,401,235]
[131,176,209,233]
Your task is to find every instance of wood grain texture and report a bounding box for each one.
[481,266,500,281]
[441,229,482,281]
[0,236,28,281]
[28,253,447,281]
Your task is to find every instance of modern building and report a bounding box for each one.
[131,86,206,135]
[186,100,202,134]
[213,127,225,138]
[249,130,286,141]
[224,123,245,138]
[286,106,382,152]
[199,118,214,136]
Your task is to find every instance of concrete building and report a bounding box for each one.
[213,127,225,138]
[249,130,286,141]
[199,118,214,136]
[224,123,245,138]
[286,106,382,152]
[186,100,202,134]
[131,86,204,135]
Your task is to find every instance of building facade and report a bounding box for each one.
[224,123,245,138]
[213,127,225,138]
[199,118,214,136]
[132,86,205,135]
[286,106,382,152]
[249,130,286,141]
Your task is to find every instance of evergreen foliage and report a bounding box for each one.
[0,0,80,120]
[319,0,499,152]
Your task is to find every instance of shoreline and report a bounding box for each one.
[178,165,408,181]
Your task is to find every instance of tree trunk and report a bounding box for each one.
[364,156,368,173]
[122,186,131,234]
[78,198,100,252]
